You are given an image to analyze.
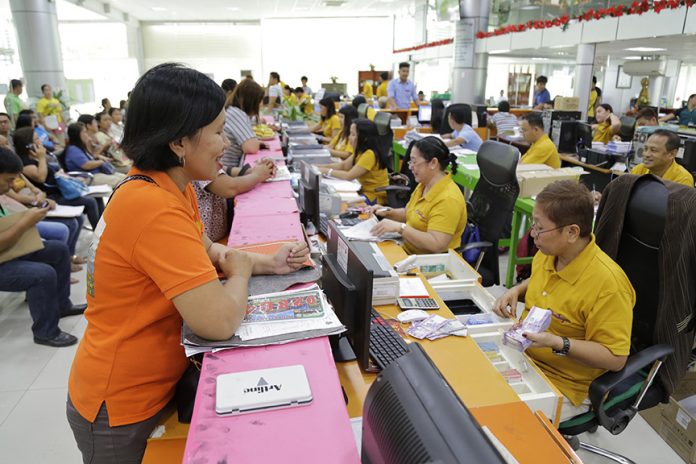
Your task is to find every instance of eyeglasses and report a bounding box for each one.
[407,159,427,168]
[530,222,570,237]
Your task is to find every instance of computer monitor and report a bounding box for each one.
[322,222,374,371]
[542,110,581,136]
[298,161,321,233]
[362,343,507,464]
[417,105,432,124]
[576,122,593,151]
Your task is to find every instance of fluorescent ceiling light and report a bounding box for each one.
[625,47,666,52]
[151,7,168,11]
[623,56,642,60]
[532,57,549,61]
[488,49,511,54]
[226,7,240,11]
[520,5,541,10]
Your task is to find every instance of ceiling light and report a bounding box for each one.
[520,5,541,10]
[623,56,643,60]
[151,7,168,12]
[625,47,666,52]
[226,7,240,11]
[532,57,549,61]
[488,50,511,54]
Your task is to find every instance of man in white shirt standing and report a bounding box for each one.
[267,72,282,109]
[301,76,312,97]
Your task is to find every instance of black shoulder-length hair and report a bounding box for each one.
[353,118,387,170]
[121,62,225,171]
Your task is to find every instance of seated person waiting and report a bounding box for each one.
[220,79,266,169]
[64,122,126,188]
[519,112,560,168]
[309,97,341,143]
[369,137,467,254]
[592,103,622,144]
[660,93,696,126]
[442,105,483,151]
[487,100,519,135]
[631,129,694,187]
[317,119,389,205]
[327,105,358,160]
[493,180,635,421]
[635,107,659,127]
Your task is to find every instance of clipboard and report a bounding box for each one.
[0,211,44,264]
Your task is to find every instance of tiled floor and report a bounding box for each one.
[0,241,685,463]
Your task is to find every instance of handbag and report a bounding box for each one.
[175,355,202,423]
[461,223,482,265]
[55,175,88,200]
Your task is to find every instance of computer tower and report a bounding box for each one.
[551,120,577,153]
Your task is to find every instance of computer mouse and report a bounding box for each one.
[396,310,429,323]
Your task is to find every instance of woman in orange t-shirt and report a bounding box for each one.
[66,63,309,464]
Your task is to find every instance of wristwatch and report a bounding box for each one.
[553,336,571,356]
[400,223,407,233]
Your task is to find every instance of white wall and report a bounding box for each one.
[601,58,643,115]
[260,17,393,95]
[142,23,263,85]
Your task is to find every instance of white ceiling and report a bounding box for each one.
[99,0,404,22]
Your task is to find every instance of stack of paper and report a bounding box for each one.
[341,216,401,242]
[181,286,345,354]
[46,205,84,218]
[85,184,112,197]
[265,165,292,182]
[322,177,361,192]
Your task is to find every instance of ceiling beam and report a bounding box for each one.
[62,0,141,26]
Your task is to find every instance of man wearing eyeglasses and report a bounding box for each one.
[492,180,635,421]
[519,111,560,168]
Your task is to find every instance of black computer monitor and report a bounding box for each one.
[543,110,581,135]
[322,222,374,371]
[362,343,506,464]
[298,161,321,233]
[576,122,593,151]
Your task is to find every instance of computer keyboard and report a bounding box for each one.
[370,308,410,370]
[340,217,362,227]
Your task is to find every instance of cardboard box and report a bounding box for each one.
[554,96,580,111]
[657,372,696,463]
[515,167,586,198]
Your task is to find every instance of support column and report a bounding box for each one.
[452,0,490,104]
[575,43,596,121]
[10,0,67,102]
[126,24,145,76]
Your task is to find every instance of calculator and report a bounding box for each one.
[397,297,440,310]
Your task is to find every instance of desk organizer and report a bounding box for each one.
[472,331,562,424]
[411,250,480,288]
[434,283,512,335]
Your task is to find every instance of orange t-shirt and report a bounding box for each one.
[68,168,218,426]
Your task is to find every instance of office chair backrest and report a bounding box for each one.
[398,140,418,192]
[357,103,369,119]
[677,139,696,181]
[440,103,472,135]
[374,111,394,170]
[431,99,445,133]
[614,176,668,351]
[619,116,636,142]
[470,141,520,242]
[55,149,67,171]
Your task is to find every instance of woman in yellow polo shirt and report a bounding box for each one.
[327,105,358,160]
[492,180,635,421]
[317,119,389,204]
[309,97,341,142]
[592,103,622,144]
[369,137,467,254]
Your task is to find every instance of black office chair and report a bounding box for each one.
[456,141,520,286]
[619,116,636,142]
[373,111,394,166]
[677,139,696,183]
[431,99,446,134]
[357,103,369,119]
[375,140,417,209]
[559,176,674,463]
[440,103,472,135]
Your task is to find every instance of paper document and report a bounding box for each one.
[322,177,362,192]
[46,205,85,218]
[399,278,430,298]
[84,185,112,196]
[450,148,477,156]
[264,165,292,182]
[341,216,400,242]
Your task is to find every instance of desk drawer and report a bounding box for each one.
[434,284,513,334]
[471,331,562,424]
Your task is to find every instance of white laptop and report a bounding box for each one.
[215,365,313,416]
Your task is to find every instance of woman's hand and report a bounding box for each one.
[521,331,563,350]
[35,191,47,204]
[252,159,275,181]
[21,206,49,228]
[272,242,309,274]
[46,198,57,210]
[367,205,391,218]
[371,218,402,236]
[217,249,253,280]
[492,286,520,319]
[29,144,46,160]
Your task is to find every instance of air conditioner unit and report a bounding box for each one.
[622,60,665,76]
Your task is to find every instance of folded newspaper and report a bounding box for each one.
[181,285,345,352]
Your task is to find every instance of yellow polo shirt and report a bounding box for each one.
[593,120,613,144]
[631,161,694,187]
[329,133,354,155]
[520,134,560,168]
[366,107,377,121]
[403,174,467,255]
[376,82,388,98]
[322,114,341,138]
[363,82,374,99]
[588,89,598,119]
[355,149,388,204]
[523,235,635,406]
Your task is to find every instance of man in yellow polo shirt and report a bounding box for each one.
[519,112,560,168]
[493,180,635,421]
[631,129,694,187]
